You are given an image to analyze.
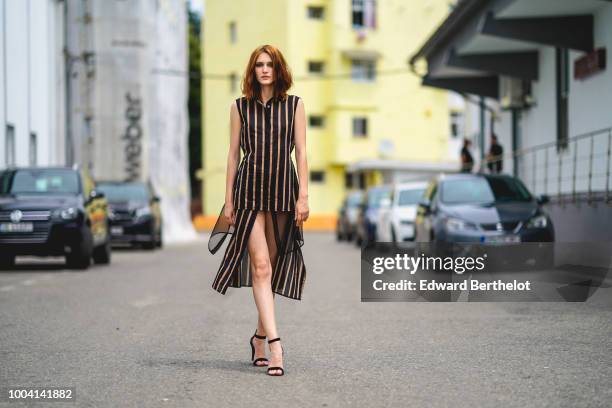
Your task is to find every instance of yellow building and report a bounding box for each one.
[199,0,456,230]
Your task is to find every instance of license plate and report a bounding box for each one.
[111,226,124,235]
[0,222,34,233]
[484,234,521,244]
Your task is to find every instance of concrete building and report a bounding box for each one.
[0,0,66,168]
[411,0,612,244]
[83,0,195,242]
[1,0,196,243]
[201,0,460,229]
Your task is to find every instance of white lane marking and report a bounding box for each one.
[0,285,16,292]
[129,295,161,308]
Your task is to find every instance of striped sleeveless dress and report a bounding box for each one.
[208,94,306,300]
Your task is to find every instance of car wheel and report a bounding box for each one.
[66,247,91,269]
[66,228,92,270]
[142,225,157,250]
[0,254,15,269]
[92,238,112,265]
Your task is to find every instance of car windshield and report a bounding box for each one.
[398,188,425,206]
[97,183,149,202]
[0,169,80,195]
[440,177,532,205]
[368,189,390,208]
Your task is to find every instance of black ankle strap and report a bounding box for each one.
[253,331,266,340]
[268,337,281,344]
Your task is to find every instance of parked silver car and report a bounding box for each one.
[336,190,364,242]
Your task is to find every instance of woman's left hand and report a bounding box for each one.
[295,196,309,227]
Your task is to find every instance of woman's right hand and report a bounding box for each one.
[224,202,236,226]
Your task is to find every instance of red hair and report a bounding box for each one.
[241,45,293,101]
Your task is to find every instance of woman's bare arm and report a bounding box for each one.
[294,98,309,223]
[225,101,241,207]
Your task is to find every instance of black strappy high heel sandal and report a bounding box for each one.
[250,331,268,366]
[267,337,284,376]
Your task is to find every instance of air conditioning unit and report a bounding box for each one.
[500,77,533,109]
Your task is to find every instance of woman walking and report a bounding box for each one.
[208,45,309,376]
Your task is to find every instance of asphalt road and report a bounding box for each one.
[0,233,611,407]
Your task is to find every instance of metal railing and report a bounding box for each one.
[480,126,612,205]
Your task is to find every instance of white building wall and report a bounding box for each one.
[0,0,65,169]
[569,5,612,137]
[31,0,50,165]
[520,47,557,151]
[0,0,5,165]
[513,3,612,198]
[51,0,66,165]
[4,0,29,166]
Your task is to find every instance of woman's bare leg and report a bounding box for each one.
[248,211,283,374]
[255,211,279,338]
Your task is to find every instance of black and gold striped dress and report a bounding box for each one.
[208,94,306,300]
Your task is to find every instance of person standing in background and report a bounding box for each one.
[486,134,504,174]
[460,138,474,173]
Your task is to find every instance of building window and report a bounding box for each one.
[310,170,325,183]
[352,0,376,29]
[351,59,376,81]
[309,115,325,128]
[556,47,569,151]
[29,132,37,165]
[5,124,15,166]
[352,117,368,138]
[307,6,324,20]
[230,72,237,93]
[450,111,464,139]
[358,172,366,189]
[229,21,237,43]
[308,61,325,74]
[345,171,353,188]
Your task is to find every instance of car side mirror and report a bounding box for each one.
[89,190,104,201]
[537,194,549,205]
[418,199,431,214]
[152,195,160,202]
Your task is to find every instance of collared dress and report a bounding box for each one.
[208,94,306,300]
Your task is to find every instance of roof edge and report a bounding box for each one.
[410,0,490,66]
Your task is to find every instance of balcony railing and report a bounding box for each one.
[481,126,612,205]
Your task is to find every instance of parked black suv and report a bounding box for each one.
[0,166,111,269]
[96,180,162,249]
